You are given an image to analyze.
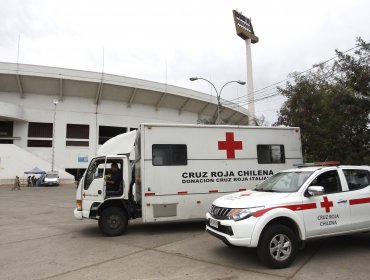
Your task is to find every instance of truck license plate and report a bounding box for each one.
[209,218,219,229]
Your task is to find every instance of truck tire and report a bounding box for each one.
[98,207,128,236]
[257,224,297,269]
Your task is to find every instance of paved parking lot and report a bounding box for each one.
[1,185,370,280]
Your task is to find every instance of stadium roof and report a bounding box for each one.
[0,62,250,125]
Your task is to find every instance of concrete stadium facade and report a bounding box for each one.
[0,62,250,181]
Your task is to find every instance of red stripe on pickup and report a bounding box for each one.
[178,191,188,195]
[349,197,370,205]
[145,192,156,196]
[253,203,317,218]
[209,190,219,193]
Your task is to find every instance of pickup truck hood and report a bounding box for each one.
[213,190,291,209]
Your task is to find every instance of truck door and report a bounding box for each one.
[81,157,106,217]
[302,170,351,237]
[104,158,125,199]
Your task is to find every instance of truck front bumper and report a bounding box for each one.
[74,208,83,220]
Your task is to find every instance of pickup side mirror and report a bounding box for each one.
[307,186,324,196]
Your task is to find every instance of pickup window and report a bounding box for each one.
[343,169,370,190]
[254,171,313,192]
[152,144,187,166]
[309,170,342,193]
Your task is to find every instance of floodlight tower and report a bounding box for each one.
[233,10,259,126]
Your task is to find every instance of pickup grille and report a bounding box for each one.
[206,219,234,236]
[209,205,232,220]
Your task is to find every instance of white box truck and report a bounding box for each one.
[74,123,303,236]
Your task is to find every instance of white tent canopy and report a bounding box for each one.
[24,167,46,174]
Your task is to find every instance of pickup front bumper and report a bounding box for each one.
[205,213,256,247]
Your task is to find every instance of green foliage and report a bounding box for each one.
[276,38,370,164]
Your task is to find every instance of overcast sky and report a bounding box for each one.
[1,0,369,123]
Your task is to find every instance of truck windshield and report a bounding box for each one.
[84,157,106,190]
[254,171,314,193]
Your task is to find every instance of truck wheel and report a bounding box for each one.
[98,207,128,236]
[257,224,297,269]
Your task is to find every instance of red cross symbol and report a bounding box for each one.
[218,132,243,159]
[320,196,333,213]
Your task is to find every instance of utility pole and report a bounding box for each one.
[51,99,58,171]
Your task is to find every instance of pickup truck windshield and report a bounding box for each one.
[254,171,314,193]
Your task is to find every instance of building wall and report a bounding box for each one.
[1,92,198,173]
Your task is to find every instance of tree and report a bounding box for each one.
[276,38,370,164]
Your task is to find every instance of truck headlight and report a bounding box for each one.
[76,200,82,211]
[227,207,264,221]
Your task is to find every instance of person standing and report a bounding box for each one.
[11,176,21,190]
[27,176,31,187]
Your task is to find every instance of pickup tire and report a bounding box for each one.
[98,207,128,236]
[257,224,297,269]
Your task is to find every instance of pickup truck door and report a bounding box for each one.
[342,168,370,230]
[81,157,106,217]
[302,170,351,238]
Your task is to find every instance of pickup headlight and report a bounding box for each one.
[227,207,264,221]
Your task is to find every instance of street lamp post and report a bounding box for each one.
[51,99,59,172]
[189,77,246,124]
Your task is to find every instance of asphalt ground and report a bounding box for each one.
[1,184,370,280]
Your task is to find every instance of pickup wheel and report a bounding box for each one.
[98,207,128,236]
[257,224,297,269]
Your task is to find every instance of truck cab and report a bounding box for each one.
[74,154,139,235]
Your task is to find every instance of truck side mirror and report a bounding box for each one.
[307,186,324,196]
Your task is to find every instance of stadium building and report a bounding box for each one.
[0,62,250,184]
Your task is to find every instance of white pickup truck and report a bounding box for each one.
[206,163,370,268]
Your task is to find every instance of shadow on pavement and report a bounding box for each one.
[127,220,205,235]
[74,220,205,238]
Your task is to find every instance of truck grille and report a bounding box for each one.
[209,205,232,220]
